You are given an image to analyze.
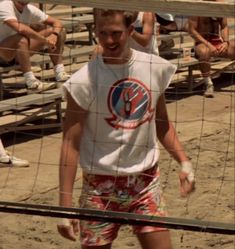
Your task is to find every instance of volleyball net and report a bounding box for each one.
[0,1,234,245]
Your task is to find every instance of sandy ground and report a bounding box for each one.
[0,74,234,249]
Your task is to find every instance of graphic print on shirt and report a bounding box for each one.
[106,78,154,129]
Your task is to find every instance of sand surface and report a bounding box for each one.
[0,74,234,249]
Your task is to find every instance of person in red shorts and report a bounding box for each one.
[57,9,195,249]
[188,7,235,97]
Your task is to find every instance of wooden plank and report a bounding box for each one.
[60,15,94,23]
[61,15,94,30]
[0,107,58,126]
[66,31,89,41]
[0,101,62,135]
[46,7,93,17]
[0,64,21,74]
[35,63,86,80]
[33,46,94,63]
[0,89,62,112]
[158,32,189,42]
[173,41,194,50]
[2,63,86,86]
[170,57,199,69]
[29,0,235,18]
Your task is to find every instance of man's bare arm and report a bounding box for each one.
[131,12,155,47]
[155,94,188,163]
[156,94,195,196]
[4,19,48,43]
[44,15,64,35]
[59,92,88,208]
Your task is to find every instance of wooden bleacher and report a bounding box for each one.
[0,89,63,135]
[0,6,95,134]
[46,7,93,17]
[0,5,234,134]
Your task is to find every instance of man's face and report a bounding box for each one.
[95,13,132,64]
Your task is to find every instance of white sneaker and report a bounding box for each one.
[0,154,29,167]
[31,65,42,73]
[55,71,71,82]
[204,84,214,98]
[27,79,56,94]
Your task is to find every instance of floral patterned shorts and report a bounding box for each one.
[79,165,168,246]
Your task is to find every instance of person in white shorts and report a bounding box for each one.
[57,9,195,249]
[0,1,70,93]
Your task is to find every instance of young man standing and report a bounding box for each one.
[0,1,70,93]
[58,9,195,249]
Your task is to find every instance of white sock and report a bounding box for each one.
[204,77,213,86]
[54,64,65,74]
[0,139,7,157]
[24,71,36,86]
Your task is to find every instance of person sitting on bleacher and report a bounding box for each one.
[129,11,159,55]
[0,0,70,93]
[156,13,189,50]
[156,13,189,34]
[188,14,235,97]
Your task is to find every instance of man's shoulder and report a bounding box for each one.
[25,4,41,13]
[0,0,14,11]
[0,0,13,6]
[0,1,15,20]
[70,63,90,81]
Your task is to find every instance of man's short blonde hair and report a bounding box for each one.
[94,9,137,28]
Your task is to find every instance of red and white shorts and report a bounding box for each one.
[79,165,168,246]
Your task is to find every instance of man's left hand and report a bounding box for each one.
[179,161,195,197]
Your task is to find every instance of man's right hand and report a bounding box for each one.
[208,44,219,56]
[45,35,57,51]
[57,218,79,241]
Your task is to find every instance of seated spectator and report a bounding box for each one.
[0,138,29,167]
[0,1,70,93]
[188,13,235,97]
[129,11,159,55]
[156,13,189,50]
[156,13,188,33]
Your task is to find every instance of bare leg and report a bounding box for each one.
[137,230,172,249]
[227,40,235,59]
[26,27,66,67]
[48,28,66,66]
[0,34,26,63]
[16,36,33,73]
[0,32,45,73]
[195,43,215,97]
[195,43,211,77]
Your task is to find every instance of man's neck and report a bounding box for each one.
[13,1,26,13]
[103,49,132,65]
